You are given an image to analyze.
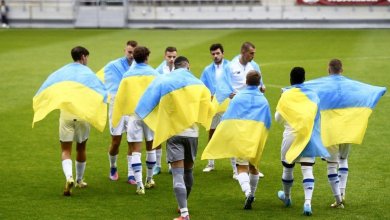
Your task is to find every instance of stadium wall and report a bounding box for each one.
[5,0,390,29]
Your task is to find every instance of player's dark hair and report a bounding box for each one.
[246,70,261,86]
[127,40,138,48]
[241,42,255,52]
[290,67,305,85]
[329,59,343,74]
[71,46,89,61]
[133,46,150,63]
[174,56,189,69]
[165,46,177,53]
[210,43,224,53]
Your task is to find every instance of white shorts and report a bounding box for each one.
[108,99,129,136]
[126,114,154,142]
[236,158,249,166]
[210,112,223,130]
[280,132,315,164]
[283,157,315,164]
[326,143,351,163]
[59,118,90,143]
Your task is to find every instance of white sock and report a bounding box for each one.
[327,163,342,203]
[231,158,237,174]
[208,159,215,167]
[282,167,294,199]
[338,159,348,198]
[108,153,117,168]
[132,152,143,187]
[146,150,156,181]
[155,148,162,167]
[127,155,134,177]
[301,166,314,205]
[249,173,260,196]
[237,172,251,197]
[75,161,86,182]
[180,208,189,217]
[62,159,73,180]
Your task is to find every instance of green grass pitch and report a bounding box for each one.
[0,29,389,219]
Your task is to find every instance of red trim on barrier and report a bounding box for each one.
[296,0,390,5]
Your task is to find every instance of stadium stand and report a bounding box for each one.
[5,0,390,28]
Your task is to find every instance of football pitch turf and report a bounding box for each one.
[0,29,389,219]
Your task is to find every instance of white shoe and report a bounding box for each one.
[330,201,344,209]
[136,187,145,195]
[203,165,215,172]
[145,179,155,189]
[63,177,74,196]
[75,179,88,188]
[258,172,264,178]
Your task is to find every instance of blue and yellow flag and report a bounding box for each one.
[200,59,230,96]
[305,75,386,147]
[33,63,108,132]
[211,64,234,114]
[112,63,159,127]
[135,68,215,148]
[201,86,271,167]
[96,57,130,94]
[276,85,330,164]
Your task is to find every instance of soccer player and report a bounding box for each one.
[60,47,91,196]
[275,67,329,216]
[155,46,177,74]
[153,46,178,175]
[136,56,213,220]
[228,42,265,178]
[304,59,386,209]
[166,57,200,220]
[233,71,269,209]
[33,46,107,196]
[202,70,271,210]
[200,43,235,173]
[114,46,159,195]
[99,40,138,184]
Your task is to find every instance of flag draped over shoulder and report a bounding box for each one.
[200,59,230,96]
[201,59,233,114]
[135,68,215,148]
[96,57,129,94]
[201,86,271,167]
[305,75,386,147]
[112,63,158,127]
[276,85,329,164]
[33,63,108,132]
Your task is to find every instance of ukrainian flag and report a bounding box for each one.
[276,85,330,164]
[96,57,130,94]
[305,75,386,147]
[201,86,271,167]
[135,68,215,148]
[212,69,234,113]
[33,63,108,132]
[112,63,158,127]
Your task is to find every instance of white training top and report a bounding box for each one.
[214,62,224,82]
[162,64,174,74]
[229,59,259,92]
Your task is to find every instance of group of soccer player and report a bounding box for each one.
[43,39,385,220]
